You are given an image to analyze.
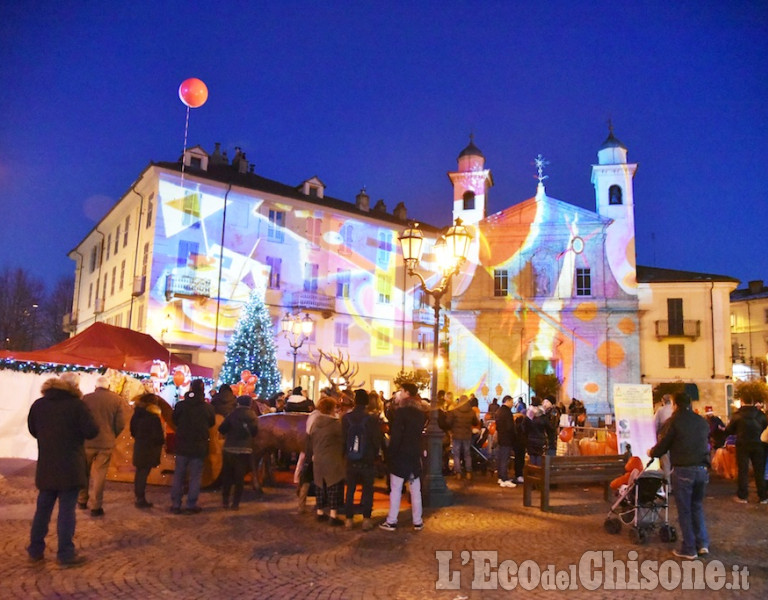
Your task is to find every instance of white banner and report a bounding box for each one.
[612,384,656,461]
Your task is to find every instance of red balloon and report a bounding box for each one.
[173,371,185,387]
[247,375,257,385]
[559,427,574,443]
[240,370,251,382]
[179,78,208,108]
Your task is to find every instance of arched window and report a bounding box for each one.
[463,190,475,210]
[609,185,623,205]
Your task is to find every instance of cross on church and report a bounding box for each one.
[534,154,549,183]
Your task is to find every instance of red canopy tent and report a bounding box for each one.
[0,322,212,378]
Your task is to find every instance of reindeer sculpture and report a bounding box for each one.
[314,348,363,398]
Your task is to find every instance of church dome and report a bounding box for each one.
[457,137,484,160]
[599,130,627,151]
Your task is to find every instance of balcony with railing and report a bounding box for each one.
[165,274,211,301]
[286,290,335,312]
[654,320,701,340]
[412,307,445,327]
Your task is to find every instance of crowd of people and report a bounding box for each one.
[25,369,768,568]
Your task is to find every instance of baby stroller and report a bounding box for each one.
[604,459,677,545]
[470,424,492,475]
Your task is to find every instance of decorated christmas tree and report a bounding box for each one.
[219,286,281,398]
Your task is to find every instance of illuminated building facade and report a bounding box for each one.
[447,132,641,416]
[67,144,443,398]
[730,280,768,384]
[66,132,737,416]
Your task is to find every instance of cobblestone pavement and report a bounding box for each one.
[1,458,765,599]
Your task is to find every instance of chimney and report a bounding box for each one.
[355,187,370,212]
[748,280,764,294]
[210,142,228,166]
[373,199,387,213]
[393,201,407,221]
[232,147,248,174]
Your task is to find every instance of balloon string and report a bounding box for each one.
[180,105,190,190]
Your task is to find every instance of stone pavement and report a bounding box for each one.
[0,458,766,599]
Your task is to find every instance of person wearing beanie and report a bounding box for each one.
[130,393,165,509]
[78,375,126,517]
[218,396,259,510]
[342,389,382,530]
[27,373,98,566]
[512,402,528,483]
[210,383,237,417]
[285,386,314,413]
[170,379,215,514]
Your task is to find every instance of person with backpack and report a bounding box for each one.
[342,389,382,531]
[218,395,258,510]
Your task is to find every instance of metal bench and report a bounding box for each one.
[523,454,628,512]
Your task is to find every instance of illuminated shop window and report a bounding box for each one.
[576,268,592,296]
[268,209,285,242]
[669,344,685,368]
[463,191,475,210]
[493,269,509,297]
[335,322,349,346]
[304,263,319,293]
[609,185,623,205]
[336,269,350,298]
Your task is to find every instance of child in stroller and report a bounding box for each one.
[604,457,677,544]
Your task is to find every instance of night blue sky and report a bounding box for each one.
[1,1,766,289]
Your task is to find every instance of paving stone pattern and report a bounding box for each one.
[0,459,765,599]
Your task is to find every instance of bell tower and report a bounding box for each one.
[591,124,638,294]
[449,135,493,226]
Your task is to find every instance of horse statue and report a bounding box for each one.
[252,412,308,489]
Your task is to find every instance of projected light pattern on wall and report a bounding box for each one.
[450,184,639,415]
[151,174,434,371]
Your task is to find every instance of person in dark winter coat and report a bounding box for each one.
[648,392,711,559]
[380,383,427,532]
[130,393,166,509]
[494,396,517,488]
[210,384,237,417]
[170,379,215,514]
[27,372,98,566]
[524,398,552,466]
[285,386,314,412]
[446,395,479,479]
[342,389,382,530]
[724,398,768,503]
[218,395,258,510]
[512,403,528,483]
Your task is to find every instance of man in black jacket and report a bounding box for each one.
[342,389,382,531]
[648,392,711,560]
[724,398,768,504]
[27,372,98,567]
[170,380,215,514]
[494,396,517,488]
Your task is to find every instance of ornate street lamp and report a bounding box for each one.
[281,312,314,389]
[398,218,472,507]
